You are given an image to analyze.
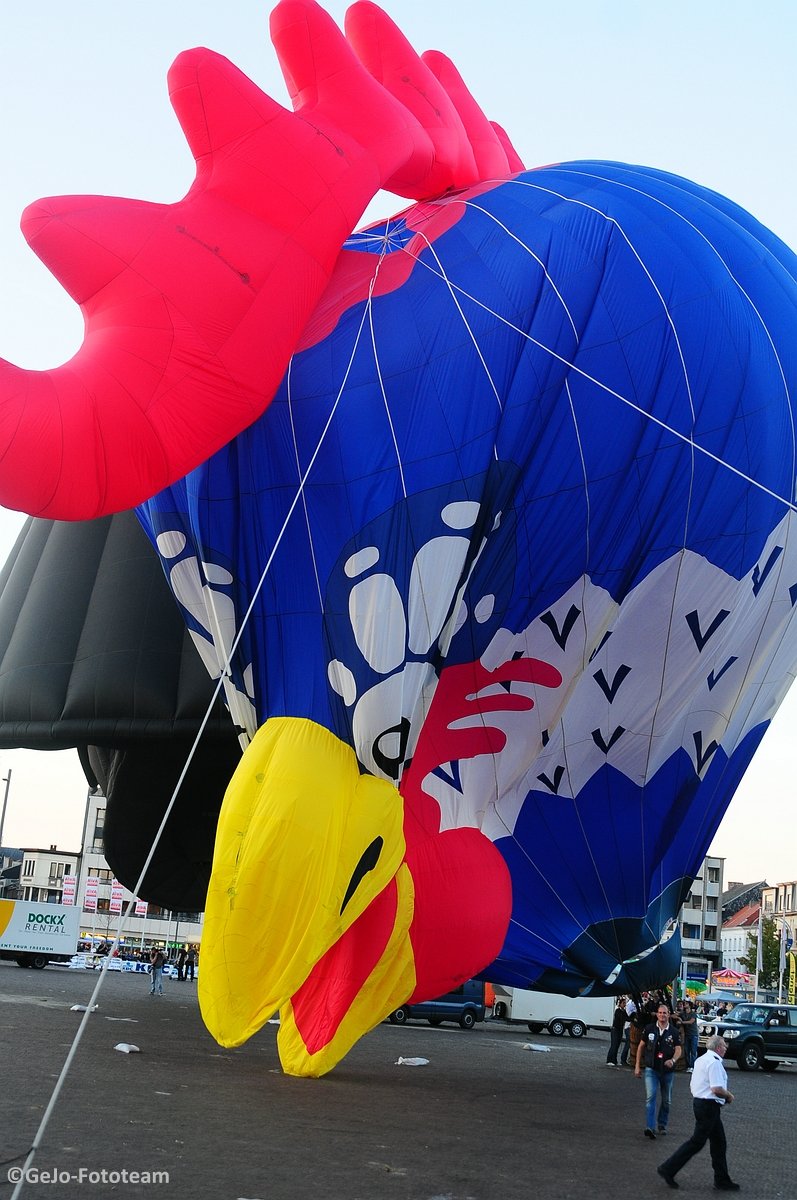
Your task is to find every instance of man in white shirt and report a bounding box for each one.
[656,1035,740,1191]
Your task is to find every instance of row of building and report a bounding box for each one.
[1,792,794,980]
[0,789,202,950]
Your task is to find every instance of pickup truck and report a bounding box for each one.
[0,899,81,968]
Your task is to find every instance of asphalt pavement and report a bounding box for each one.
[0,959,792,1200]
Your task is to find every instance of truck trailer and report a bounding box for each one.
[0,898,81,969]
[491,985,614,1037]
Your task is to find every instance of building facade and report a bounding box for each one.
[679,854,724,986]
[2,789,203,953]
[720,901,759,973]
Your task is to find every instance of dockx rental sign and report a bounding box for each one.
[0,899,81,953]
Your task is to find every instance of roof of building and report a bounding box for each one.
[722,881,768,905]
[723,901,760,928]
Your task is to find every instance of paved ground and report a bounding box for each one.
[0,959,792,1200]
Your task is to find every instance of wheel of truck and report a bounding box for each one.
[389,1007,409,1025]
[527,1022,545,1034]
[493,1001,507,1019]
[428,1017,442,1026]
[738,1041,764,1071]
[14,956,31,968]
[459,1010,476,1030]
[568,1021,587,1038]
[548,1019,566,1036]
[29,954,49,969]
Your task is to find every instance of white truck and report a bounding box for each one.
[491,985,614,1037]
[0,898,81,969]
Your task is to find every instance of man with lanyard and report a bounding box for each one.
[635,1002,681,1138]
[656,1034,741,1190]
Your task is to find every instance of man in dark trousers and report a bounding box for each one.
[635,1002,681,1137]
[606,996,628,1066]
[656,1034,740,1190]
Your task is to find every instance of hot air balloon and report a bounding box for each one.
[1,0,797,1077]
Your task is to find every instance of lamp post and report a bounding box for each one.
[0,768,12,849]
[772,914,792,1003]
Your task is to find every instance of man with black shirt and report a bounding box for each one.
[635,1002,681,1137]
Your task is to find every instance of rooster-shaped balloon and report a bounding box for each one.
[2,0,797,1077]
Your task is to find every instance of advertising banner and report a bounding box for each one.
[60,873,77,906]
[109,880,124,915]
[83,875,98,913]
[134,899,148,917]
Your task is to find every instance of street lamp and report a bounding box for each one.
[0,769,12,849]
[772,914,793,1003]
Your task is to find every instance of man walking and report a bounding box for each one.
[656,1034,740,1191]
[635,1002,681,1137]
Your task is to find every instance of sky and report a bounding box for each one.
[0,1,796,885]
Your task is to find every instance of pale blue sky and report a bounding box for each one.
[0,2,795,884]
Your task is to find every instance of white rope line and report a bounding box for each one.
[287,355,325,615]
[397,244,797,515]
[461,199,580,341]
[510,166,797,479]
[453,187,701,934]
[368,264,408,500]
[408,227,505,431]
[11,237,392,1200]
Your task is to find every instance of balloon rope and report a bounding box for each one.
[402,245,797,515]
[9,234,394,1200]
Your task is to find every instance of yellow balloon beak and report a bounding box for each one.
[199,718,415,1072]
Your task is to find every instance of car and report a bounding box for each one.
[387,980,486,1030]
[697,1002,797,1071]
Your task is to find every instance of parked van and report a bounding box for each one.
[491,985,613,1037]
[387,980,486,1030]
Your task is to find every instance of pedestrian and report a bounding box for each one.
[621,995,637,1066]
[177,945,187,981]
[149,946,166,995]
[680,1001,698,1072]
[635,1002,682,1138]
[656,1034,740,1191]
[606,996,628,1066]
[185,945,196,981]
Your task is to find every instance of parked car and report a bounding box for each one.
[697,1002,797,1071]
[387,980,486,1030]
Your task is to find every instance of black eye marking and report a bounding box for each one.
[340,837,384,914]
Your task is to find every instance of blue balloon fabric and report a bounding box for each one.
[138,161,797,995]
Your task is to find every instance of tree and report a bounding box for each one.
[740,916,781,991]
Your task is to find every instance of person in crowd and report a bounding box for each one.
[185,946,196,981]
[680,1001,699,1072]
[621,995,637,1066]
[176,944,187,981]
[606,996,628,1066]
[635,1002,682,1137]
[149,946,166,996]
[656,1034,740,1191]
